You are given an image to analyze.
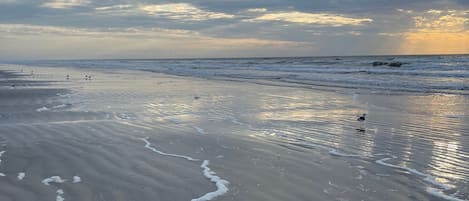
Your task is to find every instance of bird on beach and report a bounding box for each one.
[357,113,366,122]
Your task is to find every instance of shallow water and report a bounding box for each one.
[0,63,468,201]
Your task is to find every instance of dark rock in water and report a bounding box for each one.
[194,96,200,100]
[372,61,405,67]
[388,62,403,67]
[372,61,388,66]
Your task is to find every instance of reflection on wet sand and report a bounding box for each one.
[251,90,468,199]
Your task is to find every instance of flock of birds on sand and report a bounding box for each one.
[65,74,92,80]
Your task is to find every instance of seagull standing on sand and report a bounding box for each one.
[356,113,366,132]
[357,114,366,122]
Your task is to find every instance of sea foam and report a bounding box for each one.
[42,176,66,185]
[191,160,229,201]
[140,137,229,201]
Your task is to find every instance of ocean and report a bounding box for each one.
[14,54,469,95]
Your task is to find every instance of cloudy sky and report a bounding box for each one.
[0,0,468,59]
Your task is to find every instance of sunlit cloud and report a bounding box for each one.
[41,0,90,9]
[413,11,468,32]
[95,4,133,11]
[398,9,469,54]
[427,9,443,14]
[397,9,414,14]
[139,3,235,21]
[249,12,373,26]
[378,32,403,37]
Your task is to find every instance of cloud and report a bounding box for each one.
[427,9,443,14]
[0,23,304,46]
[398,9,469,54]
[0,23,308,59]
[95,4,133,11]
[397,9,414,14]
[249,11,373,26]
[41,0,90,9]
[139,3,235,21]
[0,0,20,4]
[245,8,268,13]
[0,23,200,38]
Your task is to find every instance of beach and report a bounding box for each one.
[0,62,468,201]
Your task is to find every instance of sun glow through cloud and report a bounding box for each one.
[399,10,469,54]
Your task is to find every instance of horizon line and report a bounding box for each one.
[2,53,469,62]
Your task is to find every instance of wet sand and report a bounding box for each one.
[0,65,468,201]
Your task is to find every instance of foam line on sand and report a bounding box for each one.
[191,160,229,201]
[376,157,453,190]
[298,141,466,201]
[17,172,25,180]
[193,126,206,134]
[140,138,199,161]
[72,176,81,183]
[140,137,229,201]
[301,142,365,158]
[42,176,66,185]
[426,187,466,201]
[0,151,5,176]
[56,189,65,201]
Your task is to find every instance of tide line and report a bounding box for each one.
[0,151,6,177]
[297,141,466,201]
[376,157,454,191]
[42,175,82,201]
[193,126,206,134]
[191,160,229,201]
[140,138,199,161]
[140,137,229,201]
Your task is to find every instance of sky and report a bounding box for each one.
[0,0,468,59]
